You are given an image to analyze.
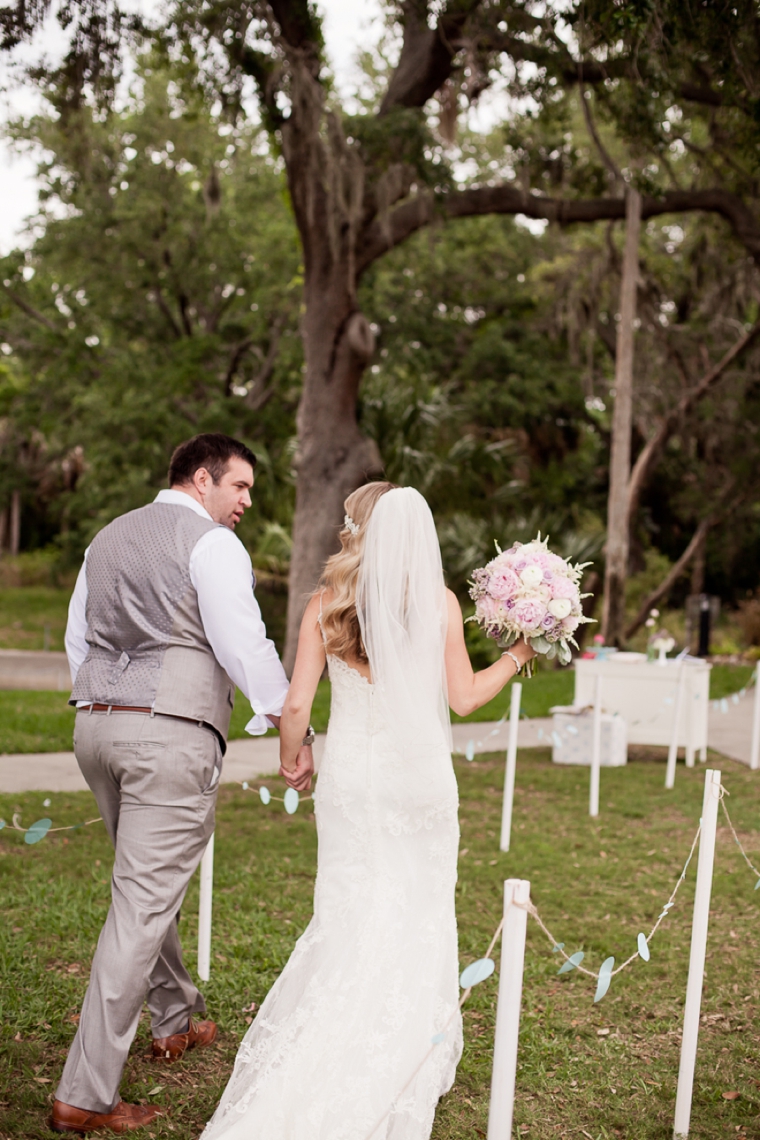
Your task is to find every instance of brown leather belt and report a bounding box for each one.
[87,704,153,714]
[80,704,226,754]
[85,704,207,728]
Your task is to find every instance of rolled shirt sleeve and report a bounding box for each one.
[190,527,289,735]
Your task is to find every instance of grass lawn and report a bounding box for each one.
[0,589,71,654]
[1,664,754,754]
[1,749,759,1138]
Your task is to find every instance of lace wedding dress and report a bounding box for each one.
[201,652,463,1140]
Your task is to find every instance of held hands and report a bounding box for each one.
[279,744,314,792]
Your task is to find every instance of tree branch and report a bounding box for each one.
[223,315,284,406]
[380,0,481,114]
[624,513,718,640]
[1,284,62,334]
[269,0,322,53]
[224,337,255,397]
[578,84,621,184]
[151,284,182,339]
[482,33,726,108]
[356,185,760,275]
[625,316,760,528]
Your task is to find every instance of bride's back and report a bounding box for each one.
[318,483,452,770]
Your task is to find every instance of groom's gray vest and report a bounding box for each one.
[70,502,235,740]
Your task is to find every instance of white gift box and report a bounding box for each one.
[549,705,628,767]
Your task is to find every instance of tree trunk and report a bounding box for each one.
[601,188,641,646]
[275,63,388,673]
[10,489,21,556]
[0,508,6,555]
[282,278,382,673]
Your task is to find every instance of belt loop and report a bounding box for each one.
[150,707,155,718]
[198,720,203,728]
[88,703,93,716]
[107,705,112,716]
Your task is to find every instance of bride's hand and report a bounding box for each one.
[280,745,314,792]
[510,635,537,668]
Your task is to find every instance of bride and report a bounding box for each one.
[202,483,535,1140]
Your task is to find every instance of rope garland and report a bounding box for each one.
[520,819,703,981]
[720,795,760,886]
[1,811,104,842]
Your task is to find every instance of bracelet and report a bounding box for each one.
[501,650,522,674]
[302,724,316,747]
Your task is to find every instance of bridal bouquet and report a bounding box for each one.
[468,535,592,673]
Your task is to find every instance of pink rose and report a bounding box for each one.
[476,596,500,623]
[490,567,520,601]
[551,575,578,601]
[513,598,547,631]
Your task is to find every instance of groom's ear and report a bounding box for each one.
[192,466,213,493]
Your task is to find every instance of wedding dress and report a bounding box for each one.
[202,488,462,1140]
[201,653,462,1140]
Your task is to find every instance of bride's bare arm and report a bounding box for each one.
[279,593,326,775]
[444,589,535,717]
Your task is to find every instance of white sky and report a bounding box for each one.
[0,0,383,254]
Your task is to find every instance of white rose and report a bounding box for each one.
[547,597,572,619]
[519,564,543,588]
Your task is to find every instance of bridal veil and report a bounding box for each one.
[356,486,452,765]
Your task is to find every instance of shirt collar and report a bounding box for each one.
[154,488,214,522]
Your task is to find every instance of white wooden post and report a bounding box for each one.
[673,769,721,1139]
[487,878,530,1140]
[665,666,686,790]
[500,682,522,852]
[685,674,695,769]
[750,674,760,771]
[197,832,215,982]
[589,674,602,817]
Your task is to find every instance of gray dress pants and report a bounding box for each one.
[56,709,221,1113]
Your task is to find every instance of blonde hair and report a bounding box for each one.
[318,481,398,663]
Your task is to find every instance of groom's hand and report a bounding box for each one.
[280,745,314,792]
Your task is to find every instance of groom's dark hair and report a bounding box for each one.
[169,433,257,487]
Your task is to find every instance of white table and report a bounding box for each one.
[574,654,711,766]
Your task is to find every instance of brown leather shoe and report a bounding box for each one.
[50,1099,163,1134]
[152,1017,218,1061]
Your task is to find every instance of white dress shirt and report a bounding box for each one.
[65,488,289,735]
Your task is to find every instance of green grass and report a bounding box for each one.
[0,589,71,654]
[709,663,755,700]
[1,749,759,1138]
[452,666,575,722]
[0,693,77,754]
[1,664,755,754]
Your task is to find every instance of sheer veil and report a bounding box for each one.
[356,487,452,763]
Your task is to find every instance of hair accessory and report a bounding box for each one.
[344,514,360,536]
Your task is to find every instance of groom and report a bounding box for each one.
[52,433,314,1135]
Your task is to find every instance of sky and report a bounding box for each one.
[0,0,383,254]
